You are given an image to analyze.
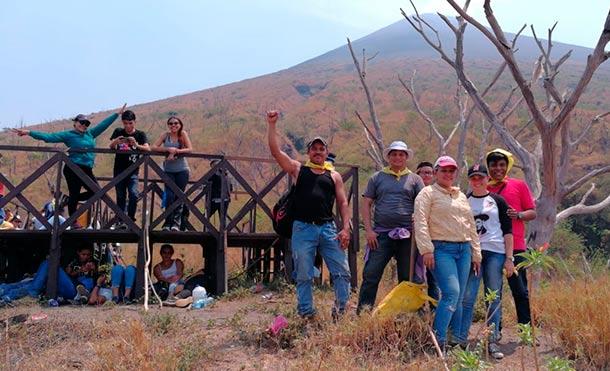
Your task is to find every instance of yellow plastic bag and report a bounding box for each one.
[373,281,438,317]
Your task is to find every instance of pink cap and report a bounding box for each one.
[434,155,458,169]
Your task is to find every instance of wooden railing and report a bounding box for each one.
[0,145,360,297]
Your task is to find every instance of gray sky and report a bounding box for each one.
[1,0,608,126]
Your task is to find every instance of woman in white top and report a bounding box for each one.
[153,244,185,299]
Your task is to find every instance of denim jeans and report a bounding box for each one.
[0,260,76,300]
[164,170,190,228]
[111,265,136,298]
[431,241,472,345]
[115,173,139,220]
[291,220,351,316]
[455,250,505,343]
[357,233,411,311]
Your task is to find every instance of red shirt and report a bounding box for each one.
[488,178,536,251]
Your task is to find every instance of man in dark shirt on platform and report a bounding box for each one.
[266,110,352,319]
[109,110,150,227]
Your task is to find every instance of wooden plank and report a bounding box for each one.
[146,160,218,235]
[60,155,144,232]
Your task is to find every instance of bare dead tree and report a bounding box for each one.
[403,0,610,247]
[347,37,385,168]
[398,71,463,156]
[398,1,524,174]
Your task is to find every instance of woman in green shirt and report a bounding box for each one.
[12,104,126,219]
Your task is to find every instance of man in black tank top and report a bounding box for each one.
[267,110,352,319]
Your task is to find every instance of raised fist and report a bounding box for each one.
[266,110,279,125]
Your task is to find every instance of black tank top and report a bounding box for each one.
[293,167,336,223]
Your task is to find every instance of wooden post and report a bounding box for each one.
[135,159,149,298]
[349,167,359,289]
[46,157,64,298]
[214,159,228,295]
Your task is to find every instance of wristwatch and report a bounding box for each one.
[516,212,523,220]
[507,256,514,262]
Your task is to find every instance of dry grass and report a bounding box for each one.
[539,274,610,369]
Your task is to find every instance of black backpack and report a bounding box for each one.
[272,169,302,238]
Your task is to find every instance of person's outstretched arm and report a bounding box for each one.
[90,104,126,138]
[12,127,69,143]
[266,111,300,179]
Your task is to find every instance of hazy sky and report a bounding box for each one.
[1,0,608,126]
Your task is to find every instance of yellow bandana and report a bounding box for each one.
[304,160,335,171]
[382,166,411,180]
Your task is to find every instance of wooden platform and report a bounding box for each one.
[0,230,279,247]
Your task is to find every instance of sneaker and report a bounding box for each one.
[164,296,177,306]
[162,224,171,231]
[331,307,345,322]
[300,311,317,320]
[170,225,180,232]
[112,296,121,304]
[122,297,133,305]
[76,284,89,298]
[175,296,193,308]
[175,289,191,299]
[488,342,504,360]
[448,339,467,349]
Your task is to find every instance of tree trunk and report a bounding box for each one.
[527,194,558,248]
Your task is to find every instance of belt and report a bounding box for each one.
[296,219,332,226]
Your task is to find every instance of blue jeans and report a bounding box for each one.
[0,260,76,300]
[111,265,136,298]
[291,220,351,316]
[164,170,190,228]
[115,173,139,220]
[455,250,505,343]
[358,233,411,311]
[431,241,472,345]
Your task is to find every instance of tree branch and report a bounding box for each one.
[563,165,610,197]
[347,38,384,148]
[570,111,610,146]
[398,72,445,154]
[556,183,610,222]
[355,110,384,166]
[445,0,548,130]
[553,10,610,129]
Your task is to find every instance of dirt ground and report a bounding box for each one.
[0,286,560,371]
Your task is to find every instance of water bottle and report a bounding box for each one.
[192,286,207,302]
[192,297,214,309]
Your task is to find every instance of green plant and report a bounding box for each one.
[516,323,533,346]
[451,346,490,371]
[143,312,176,335]
[546,356,576,371]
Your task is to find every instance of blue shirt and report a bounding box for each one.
[29,113,118,168]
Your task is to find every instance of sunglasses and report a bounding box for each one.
[167,121,180,126]
[78,120,91,127]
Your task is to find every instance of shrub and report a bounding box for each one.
[539,276,610,369]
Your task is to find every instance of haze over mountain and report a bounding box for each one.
[2,14,609,177]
